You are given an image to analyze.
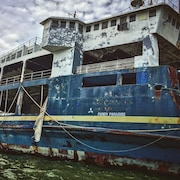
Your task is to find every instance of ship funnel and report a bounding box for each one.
[131,0,144,8]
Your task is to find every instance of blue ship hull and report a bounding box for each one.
[0,66,180,175]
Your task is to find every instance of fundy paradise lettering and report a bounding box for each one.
[97,112,125,116]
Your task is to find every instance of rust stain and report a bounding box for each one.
[158,163,171,174]
[168,67,180,109]
[168,66,179,88]
[32,145,38,153]
[177,118,180,124]
[59,149,68,155]
[49,147,53,157]
[85,152,110,166]
[74,150,78,161]
[21,145,29,149]
[170,91,180,110]
[155,118,159,123]
[154,89,161,99]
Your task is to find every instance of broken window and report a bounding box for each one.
[86,25,91,32]
[149,9,156,17]
[82,74,117,87]
[121,73,136,85]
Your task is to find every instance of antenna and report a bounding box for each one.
[149,0,153,5]
[73,11,76,18]
[131,0,144,8]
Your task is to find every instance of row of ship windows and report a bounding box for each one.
[86,9,157,32]
[1,49,33,63]
[51,9,157,33]
[51,9,180,33]
[167,14,180,29]
[51,20,84,32]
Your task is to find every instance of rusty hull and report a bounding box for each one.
[0,126,180,176]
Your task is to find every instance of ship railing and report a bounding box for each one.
[23,69,51,81]
[0,37,42,64]
[0,75,21,85]
[0,69,51,85]
[76,58,134,74]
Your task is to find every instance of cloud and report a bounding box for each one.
[0,0,130,54]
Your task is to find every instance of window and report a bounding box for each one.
[172,18,176,26]
[60,21,66,28]
[130,14,136,22]
[51,20,59,28]
[94,24,99,31]
[17,50,22,58]
[121,73,136,85]
[69,21,75,29]
[78,24,83,33]
[117,22,129,31]
[149,9,156,17]
[118,16,128,31]
[28,49,33,54]
[6,56,10,61]
[167,14,172,23]
[120,16,127,23]
[82,74,117,87]
[111,19,116,26]
[176,21,180,29]
[86,26,91,32]
[102,21,108,29]
[11,54,16,60]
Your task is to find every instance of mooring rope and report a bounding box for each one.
[21,85,180,153]
[56,126,178,153]
[7,86,21,113]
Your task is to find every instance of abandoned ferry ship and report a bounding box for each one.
[0,0,180,175]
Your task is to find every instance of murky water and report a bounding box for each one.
[0,153,177,180]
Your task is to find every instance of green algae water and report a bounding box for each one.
[0,153,177,180]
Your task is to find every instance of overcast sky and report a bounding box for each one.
[0,0,179,55]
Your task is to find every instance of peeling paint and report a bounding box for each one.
[0,142,179,176]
